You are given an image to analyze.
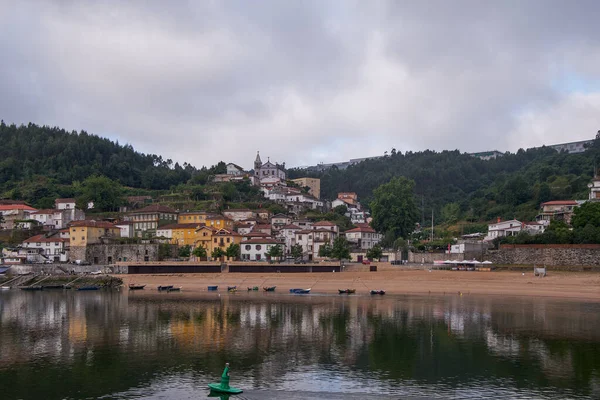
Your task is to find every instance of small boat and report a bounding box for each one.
[20,286,43,291]
[227,286,237,291]
[128,284,146,290]
[77,286,100,291]
[370,289,386,295]
[263,286,276,292]
[228,287,237,293]
[0,266,10,274]
[207,285,218,291]
[290,288,311,294]
[247,286,259,291]
[42,285,66,290]
[158,285,173,291]
[338,289,356,294]
[1,286,11,290]
[167,287,181,292]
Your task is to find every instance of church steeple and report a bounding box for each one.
[254,151,262,171]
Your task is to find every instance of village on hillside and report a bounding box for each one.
[0,150,597,268]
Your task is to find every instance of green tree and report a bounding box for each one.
[536,182,552,205]
[290,244,304,259]
[366,244,383,260]
[333,204,348,216]
[330,237,351,260]
[178,245,191,258]
[441,202,461,225]
[266,244,283,260]
[370,177,419,240]
[192,245,207,259]
[225,243,240,260]
[572,202,600,229]
[211,247,225,259]
[318,243,332,258]
[76,175,123,211]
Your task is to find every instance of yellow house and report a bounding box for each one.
[70,220,120,247]
[171,223,204,246]
[178,211,208,224]
[193,226,215,253]
[210,228,242,260]
[205,214,234,230]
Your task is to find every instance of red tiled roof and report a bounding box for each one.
[0,204,37,211]
[30,209,57,215]
[158,223,202,230]
[244,232,270,237]
[70,220,117,228]
[223,208,253,212]
[24,234,69,243]
[296,229,314,234]
[130,204,177,214]
[55,198,76,203]
[206,214,233,221]
[254,224,272,230]
[313,220,336,226]
[280,224,301,230]
[541,200,578,206]
[243,238,282,245]
[345,226,376,233]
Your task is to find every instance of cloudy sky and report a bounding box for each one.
[2,1,600,169]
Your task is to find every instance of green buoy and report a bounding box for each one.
[208,363,243,394]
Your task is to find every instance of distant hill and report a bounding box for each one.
[289,138,599,223]
[0,121,197,190]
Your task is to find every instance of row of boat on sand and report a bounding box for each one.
[15,285,101,291]
[130,284,182,292]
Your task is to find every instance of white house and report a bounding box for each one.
[345,226,382,250]
[484,219,523,241]
[312,220,339,234]
[22,233,69,262]
[271,214,292,229]
[115,221,134,238]
[278,224,301,250]
[223,209,255,221]
[156,224,174,239]
[226,163,245,176]
[55,198,76,210]
[285,193,323,209]
[241,238,284,261]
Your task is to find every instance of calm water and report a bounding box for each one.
[1,290,599,400]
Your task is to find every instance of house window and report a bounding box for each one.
[256,245,262,251]
[245,245,251,250]
[214,238,217,243]
[227,238,230,243]
[256,254,261,260]
[81,237,84,241]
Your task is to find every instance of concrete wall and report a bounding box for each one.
[70,243,164,264]
[487,244,600,267]
[408,252,465,264]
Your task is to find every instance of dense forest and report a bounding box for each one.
[289,136,599,224]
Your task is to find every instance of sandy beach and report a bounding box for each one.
[120,268,600,300]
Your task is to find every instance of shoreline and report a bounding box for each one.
[120,270,600,301]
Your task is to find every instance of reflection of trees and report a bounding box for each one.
[0,293,599,399]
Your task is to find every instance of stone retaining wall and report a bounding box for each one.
[487,244,600,267]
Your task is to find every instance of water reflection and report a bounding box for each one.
[1,291,599,399]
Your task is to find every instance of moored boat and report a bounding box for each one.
[20,286,43,291]
[263,286,276,292]
[247,286,259,291]
[227,286,237,291]
[167,287,181,292]
[158,285,173,291]
[228,287,237,293]
[128,284,146,290]
[290,288,311,294]
[42,285,66,290]
[77,285,100,291]
[370,289,385,295]
[338,289,356,294]
[208,285,218,291]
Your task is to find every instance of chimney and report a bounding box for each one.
[497,217,501,223]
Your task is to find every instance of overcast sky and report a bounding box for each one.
[2,1,600,169]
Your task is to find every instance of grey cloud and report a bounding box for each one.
[1,0,600,170]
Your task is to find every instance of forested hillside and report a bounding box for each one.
[0,121,196,190]
[289,137,599,224]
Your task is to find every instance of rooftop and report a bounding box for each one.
[541,200,579,206]
[130,204,177,214]
[345,226,376,233]
[70,220,117,229]
[24,234,69,243]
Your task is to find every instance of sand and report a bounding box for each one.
[120,268,600,301]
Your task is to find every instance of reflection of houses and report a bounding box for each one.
[536,200,580,225]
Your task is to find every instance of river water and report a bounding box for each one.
[0,290,599,399]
